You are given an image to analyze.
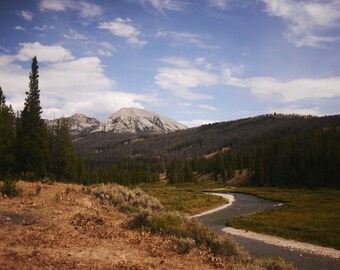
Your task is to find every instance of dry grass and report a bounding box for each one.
[83,183,163,212]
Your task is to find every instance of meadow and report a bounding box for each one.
[138,182,340,249]
[225,187,340,249]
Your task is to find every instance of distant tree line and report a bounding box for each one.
[84,159,161,185]
[166,127,340,188]
[246,127,340,187]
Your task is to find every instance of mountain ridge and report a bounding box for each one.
[45,107,187,136]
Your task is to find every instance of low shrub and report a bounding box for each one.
[0,179,22,197]
[126,210,247,257]
[83,183,163,212]
[173,237,196,254]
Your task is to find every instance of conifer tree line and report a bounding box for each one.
[0,57,83,182]
[167,127,340,188]
[84,159,161,185]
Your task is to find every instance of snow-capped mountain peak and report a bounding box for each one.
[104,107,187,133]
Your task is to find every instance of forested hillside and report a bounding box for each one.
[73,114,340,163]
[73,114,340,187]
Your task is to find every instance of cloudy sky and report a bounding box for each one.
[0,0,340,127]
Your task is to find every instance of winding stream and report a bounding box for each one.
[193,192,340,270]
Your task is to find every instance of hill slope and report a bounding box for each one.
[73,114,340,162]
[0,182,219,269]
[0,181,296,270]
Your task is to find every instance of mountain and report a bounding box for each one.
[46,113,101,136]
[67,113,101,136]
[102,107,187,134]
[46,108,187,136]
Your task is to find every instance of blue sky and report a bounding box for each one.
[0,0,339,127]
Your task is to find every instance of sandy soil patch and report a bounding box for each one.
[223,227,340,259]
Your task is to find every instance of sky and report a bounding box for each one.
[0,0,340,127]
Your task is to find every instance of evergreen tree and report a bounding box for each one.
[49,118,77,181]
[16,57,49,179]
[0,87,16,178]
[184,161,193,182]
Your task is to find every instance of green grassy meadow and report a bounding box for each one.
[138,181,340,249]
[225,187,340,250]
[137,180,227,215]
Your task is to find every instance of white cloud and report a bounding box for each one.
[177,102,191,107]
[158,31,218,49]
[16,42,74,63]
[40,0,102,18]
[0,49,152,120]
[40,0,67,11]
[197,104,217,111]
[34,25,55,31]
[179,119,219,127]
[155,67,218,100]
[156,56,340,103]
[96,42,118,57]
[159,57,193,68]
[40,57,113,92]
[98,18,147,47]
[0,46,10,53]
[155,57,219,100]
[97,49,113,56]
[63,29,88,40]
[100,42,117,51]
[0,55,16,65]
[261,0,340,47]
[15,26,26,31]
[19,10,33,21]
[208,0,230,10]
[225,75,340,102]
[78,1,102,18]
[99,41,118,53]
[139,0,186,11]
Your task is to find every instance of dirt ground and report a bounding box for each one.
[0,181,228,270]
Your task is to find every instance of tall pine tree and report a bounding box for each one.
[0,87,16,178]
[16,56,49,179]
[48,118,77,181]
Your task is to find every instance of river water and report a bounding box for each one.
[194,193,340,270]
